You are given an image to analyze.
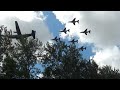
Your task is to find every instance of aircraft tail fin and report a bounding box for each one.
[77,20,79,23]
[31,30,36,39]
[89,30,91,33]
[85,47,86,50]
[68,29,70,32]
[58,38,60,41]
[77,40,78,43]
[15,21,20,30]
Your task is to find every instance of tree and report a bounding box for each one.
[42,40,120,79]
[0,25,43,79]
[11,38,43,79]
[98,65,120,79]
[0,25,15,78]
[2,56,18,79]
[42,40,99,79]
[0,24,120,79]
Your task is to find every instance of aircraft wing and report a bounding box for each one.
[73,18,76,21]
[81,47,84,51]
[85,29,87,32]
[15,21,21,35]
[73,22,75,25]
[64,31,67,34]
[55,36,57,39]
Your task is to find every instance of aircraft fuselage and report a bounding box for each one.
[1,34,31,39]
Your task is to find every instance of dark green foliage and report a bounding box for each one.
[0,24,120,79]
[98,65,120,79]
[2,56,17,79]
[0,26,43,79]
[12,38,42,79]
[42,40,97,79]
[42,40,120,79]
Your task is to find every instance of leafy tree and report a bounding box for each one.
[2,56,17,79]
[0,26,15,78]
[42,40,120,79]
[0,25,43,79]
[42,40,99,79]
[98,65,120,79]
[11,38,42,79]
[0,24,120,79]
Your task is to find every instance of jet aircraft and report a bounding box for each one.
[51,36,60,42]
[69,18,79,25]
[80,29,91,35]
[60,28,70,34]
[69,39,78,44]
[78,46,86,51]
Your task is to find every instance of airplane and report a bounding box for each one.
[64,44,70,48]
[0,21,36,39]
[80,29,91,35]
[69,39,78,44]
[59,28,70,34]
[51,36,60,42]
[69,18,79,25]
[78,46,86,51]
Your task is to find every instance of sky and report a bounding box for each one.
[0,11,120,71]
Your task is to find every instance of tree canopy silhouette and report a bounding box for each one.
[0,25,43,79]
[41,40,120,79]
[0,25,120,79]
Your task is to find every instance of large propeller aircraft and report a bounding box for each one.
[0,21,36,39]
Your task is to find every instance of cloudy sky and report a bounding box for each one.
[1,11,120,70]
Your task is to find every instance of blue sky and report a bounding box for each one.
[43,11,95,60]
[0,11,95,73]
[33,11,120,72]
[1,11,120,75]
[0,11,120,71]
[36,11,95,73]
[43,11,64,37]
[1,11,120,76]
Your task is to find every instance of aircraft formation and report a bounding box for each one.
[0,19,90,52]
[51,18,91,51]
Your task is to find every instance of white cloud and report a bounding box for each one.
[0,11,52,44]
[37,73,44,78]
[0,11,37,22]
[53,11,120,70]
[92,46,120,69]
